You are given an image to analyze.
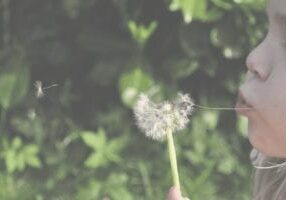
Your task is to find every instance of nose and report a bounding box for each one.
[245,38,273,81]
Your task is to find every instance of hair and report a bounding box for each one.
[251,148,286,200]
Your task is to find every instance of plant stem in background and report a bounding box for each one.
[2,0,11,48]
[166,127,180,190]
[138,162,153,199]
[0,109,6,133]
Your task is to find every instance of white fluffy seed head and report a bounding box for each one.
[133,92,195,141]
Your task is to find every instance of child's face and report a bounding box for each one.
[238,0,286,157]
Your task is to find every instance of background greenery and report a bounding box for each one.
[0,0,267,199]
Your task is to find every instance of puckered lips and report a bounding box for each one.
[235,90,254,116]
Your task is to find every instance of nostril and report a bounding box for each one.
[258,69,269,81]
[246,56,269,81]
[250,68,268,81]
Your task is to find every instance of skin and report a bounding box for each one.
[168,0,286,198]
[240,0,286,158]
[167,187,188,200]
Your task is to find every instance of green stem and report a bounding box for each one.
[166,127,181,191]
[2,0,11,48]
[0,108,6,134]
[138,161,153,199]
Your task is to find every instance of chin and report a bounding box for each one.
[247,119,286,157]
[249,132,286,158]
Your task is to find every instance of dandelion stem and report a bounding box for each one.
[166,127,180,190]
[195,104,253,111]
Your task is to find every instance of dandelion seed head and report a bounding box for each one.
[133,92,195,141]
[175,92,195,117]
[133,94,166,140]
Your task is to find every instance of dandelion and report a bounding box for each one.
[134,92,194,141]
[34,80,58,98]
[133,92,195,191]
[133,91,253,192]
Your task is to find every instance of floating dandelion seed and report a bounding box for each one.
[34,80,58,98]
[34,81,44,98]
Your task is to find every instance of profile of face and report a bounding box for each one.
[238,0,286,157]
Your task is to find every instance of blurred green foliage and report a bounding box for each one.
[0,0,267,199]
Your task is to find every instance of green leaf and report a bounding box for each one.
[105,151,120,163]
[12,137,22,150]
[23,145,40,158]
[76,180,102,200]
[0,67,30,109]
[84,152,106,168]
[119,67,156,108]
[17,153,26,171]
[81,128,106,150]
[201,111,219,130]
[105,137,126,162]
[169,0,222,23]
[105,173,133,200]
[128,21,157,47]
[237,116,248,137]
[217,156,237,175]
[81,132,98,149]
[234,0,267,11]
[211,0,233,10]
[107,137,126,153]
[175,60,199,79]
[2,138,41,173]
[26,156,42,168]
[10,116,45,143]
[6,150,17,173]
[81,128,126,169]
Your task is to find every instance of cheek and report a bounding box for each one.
[251,75,286,155]
[261,74,286,131]
[248,117,271,151]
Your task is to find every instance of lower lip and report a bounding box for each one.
[235,102,254,116]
